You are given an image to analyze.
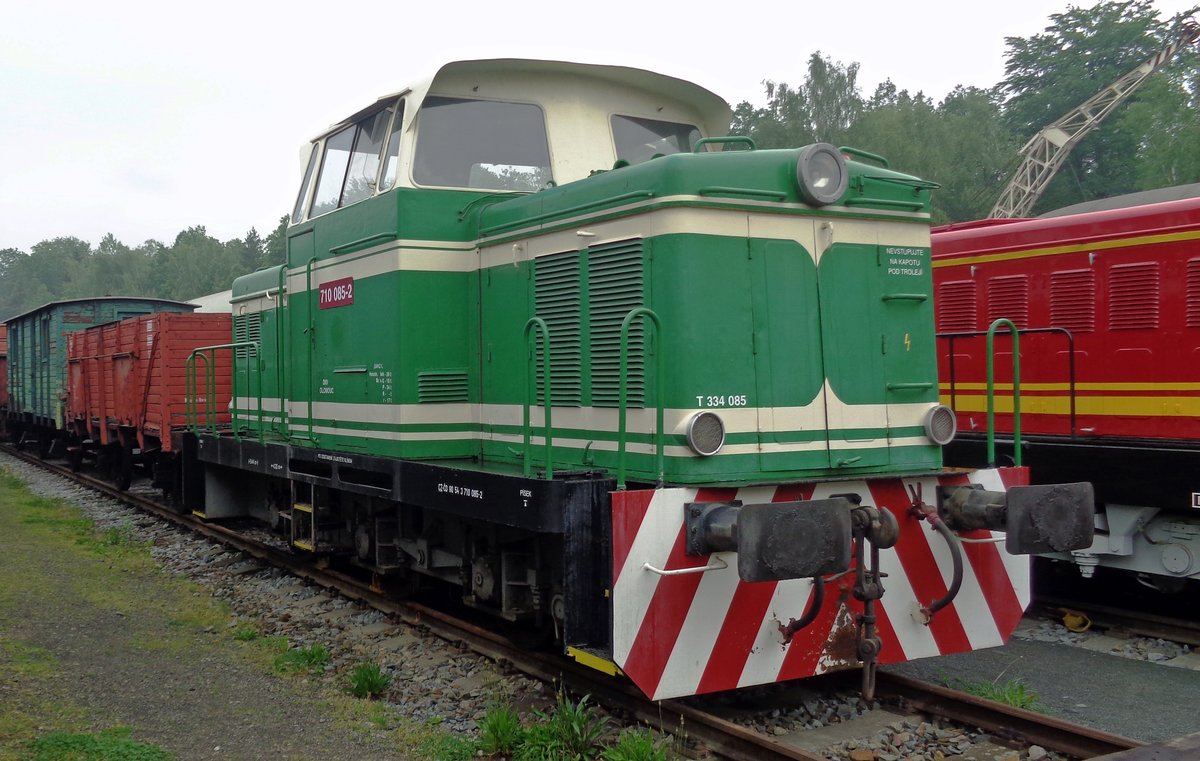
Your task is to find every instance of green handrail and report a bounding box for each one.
[522,318,553,479]
[617,308,665,490]
[985,318,1022,467]
[693,136,756,153]
[304,255,318,443]
[276,265,288,437]
[185,351,210,432]
[186,341,263,441]
[837,146,889,168]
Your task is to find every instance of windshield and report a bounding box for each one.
[413,97,552,191]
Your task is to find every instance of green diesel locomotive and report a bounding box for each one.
[183,59,1092,700]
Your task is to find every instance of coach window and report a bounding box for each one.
[413,97,552,191]
[379,101,406,193]
[611,115,701,166]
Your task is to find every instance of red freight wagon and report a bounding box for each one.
[932,193,1200,589]
[65,312,232,488]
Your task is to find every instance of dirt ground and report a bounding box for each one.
[0,466,430,760]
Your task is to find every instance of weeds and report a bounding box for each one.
[946,674,1045,711]
[516,692,608,761]
[273,643,330,674]
[24,726,173,761]
[261,634,289,653]
[416,732,476,761]
[101,521,138,547]
[478,703,523,755]
[602,727,670,761]
[346,661,392,699]
[232,626,259,642]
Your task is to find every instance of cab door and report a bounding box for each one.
[816,241,892,469]
[748,220,831,472]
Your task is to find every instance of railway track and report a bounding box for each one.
[1032,598,1200,649]
[0,442,1144,760]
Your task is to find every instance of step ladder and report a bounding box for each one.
[290,481,318,551]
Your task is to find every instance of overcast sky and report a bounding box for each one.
[1,0,1195,253]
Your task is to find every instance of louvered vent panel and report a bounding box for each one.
[534,251,582,406]
[589,240,646,408]
[936,280,976,332]
[1187,259,1200,328]
[1049,269,1096,333]
[232,313,261,359]
[1108,262,1159,331]
[418,370,469,403]
[986,275,1029,328]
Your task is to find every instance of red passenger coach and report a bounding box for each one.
[932,194,1200,588]
[65,312,233,488]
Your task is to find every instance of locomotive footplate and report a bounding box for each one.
[187,432,613,533]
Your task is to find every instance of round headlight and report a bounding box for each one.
[924,405,957,446]
[686,412,726,457]
[795,143,848,206]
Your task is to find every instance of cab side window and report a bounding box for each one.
[310,126,355,218]
[304,101,402,220]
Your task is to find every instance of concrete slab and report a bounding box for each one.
[1162,652,1200,671]
[378,634,420,651]
[779,709,1024,761]
[1078,635,1127,654]
[781,708,905,750]
[317,607,357,623]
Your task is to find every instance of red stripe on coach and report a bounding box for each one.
[621,488,735,699]
[871,480,972,654]
[611,490,656,587]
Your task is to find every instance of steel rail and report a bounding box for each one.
[875,672,1141,759]
[1,442,1142,760]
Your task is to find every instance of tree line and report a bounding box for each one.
[732,1,1199,222]
[2,1,1196,321]
[0,218,288,320]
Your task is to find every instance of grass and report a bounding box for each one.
[232,625,259,642]
[273,643,331,674]
[23,727,173,761]
[478,704,522,755]
[0,468,235,758]
[602,728,671,761]
[515,693,609,761]
[946,674,1046,711]
[346,661,392,699]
